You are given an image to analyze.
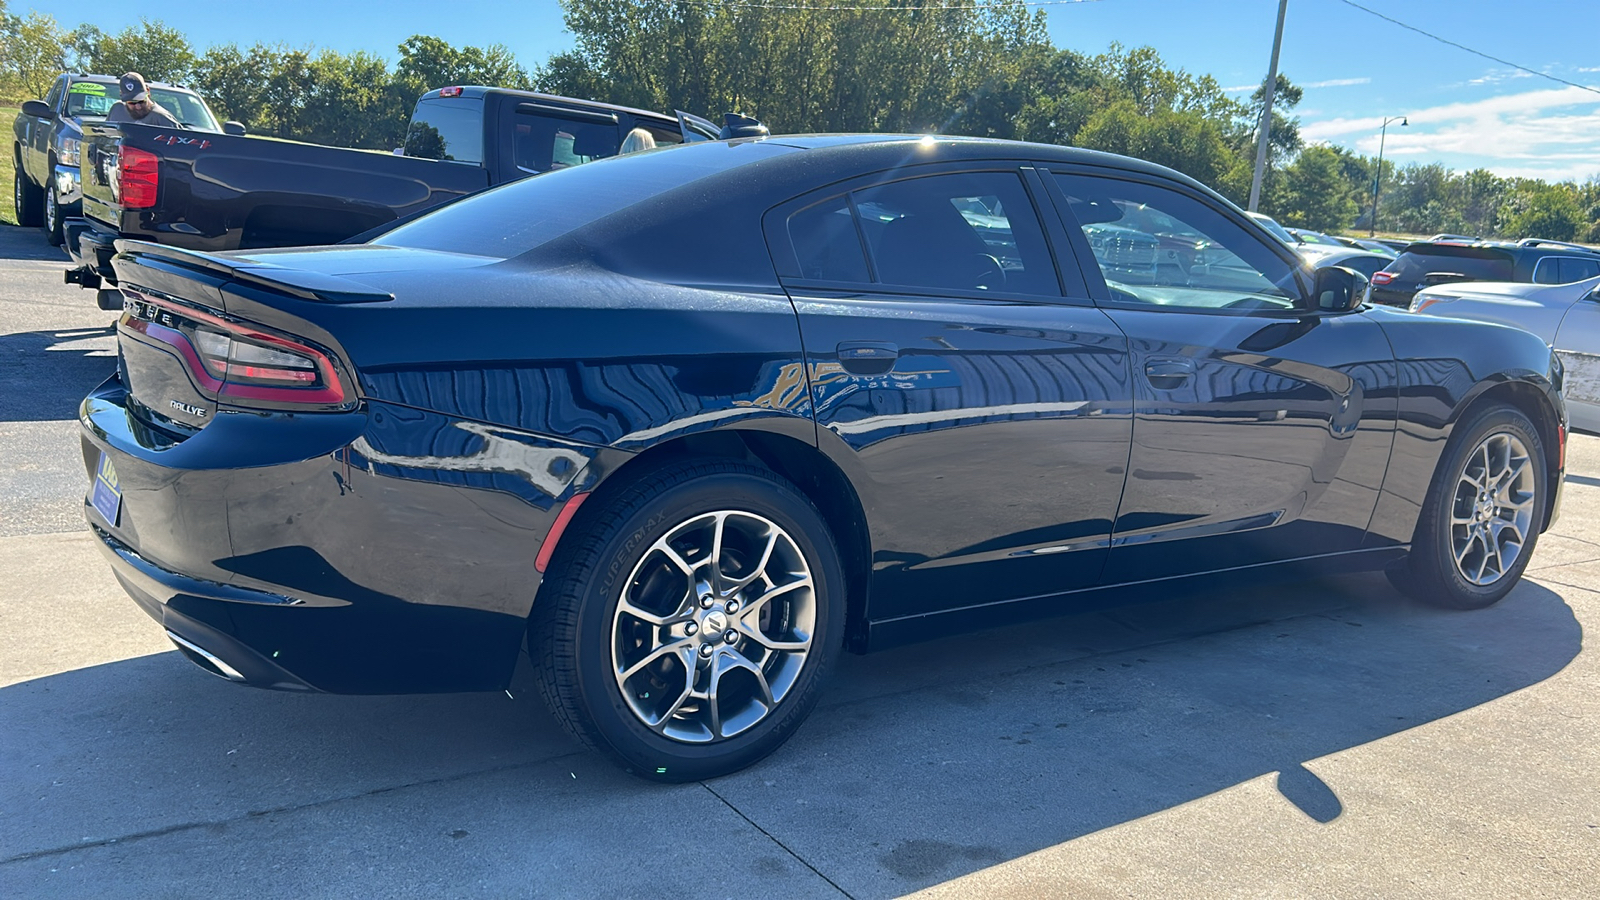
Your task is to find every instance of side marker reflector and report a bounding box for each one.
[535,492,590,573]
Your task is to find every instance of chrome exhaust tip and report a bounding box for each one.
[166,630,247,682]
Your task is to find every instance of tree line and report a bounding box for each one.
[3,0,1596,242]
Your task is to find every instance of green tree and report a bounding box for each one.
[77,18,196,84]
[4,10,69,99]
[1276,146,1357,232]
[1076,99,1238,190]
[1504,183,1585,242]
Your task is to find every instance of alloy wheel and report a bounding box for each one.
[1450,431,1537,586]
[611,510,816,743]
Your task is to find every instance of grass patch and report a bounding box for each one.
[1,107,19,226]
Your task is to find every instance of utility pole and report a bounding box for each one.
[1370,116,1407,237]
[1248,0,1289,212]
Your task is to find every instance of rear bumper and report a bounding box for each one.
[79,374,588,694]
[91,525,317,691]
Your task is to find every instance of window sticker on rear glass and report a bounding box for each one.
[69,82,108,95]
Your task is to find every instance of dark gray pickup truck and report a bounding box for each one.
[66,86,728,307]
[12,73,227,246]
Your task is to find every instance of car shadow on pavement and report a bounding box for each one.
[0,572,1580,898]
[0,225,72,262]
[0,325,117,422]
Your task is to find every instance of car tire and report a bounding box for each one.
[14,163,43,228]
[43,176,64,247]
[1387,403,1548,610]
[530,459,846,782]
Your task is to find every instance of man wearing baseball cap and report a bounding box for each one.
[105,72,180,127]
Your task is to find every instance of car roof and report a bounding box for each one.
[417,85,682,125]
[65,73,199,93]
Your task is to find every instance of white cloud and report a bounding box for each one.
[1225,76,1370,93]
[1300,86,1600,183]
[1467,67,1536,86]
[1301,77,1371,89]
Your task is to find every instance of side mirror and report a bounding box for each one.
[1314,265,1367,312]
[22,99,55,120]
[223,121,247,136]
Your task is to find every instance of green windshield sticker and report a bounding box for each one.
[69,82,108,95]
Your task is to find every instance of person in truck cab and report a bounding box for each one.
[104,73,180,127]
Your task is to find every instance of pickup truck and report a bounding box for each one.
[12,72,231,246]
[66,86,730,308]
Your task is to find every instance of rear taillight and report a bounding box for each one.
[1370,271,1394,286]
[120,147,160,209]
[122,294,348,407]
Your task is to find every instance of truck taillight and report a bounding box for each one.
[121,294,349,407]
[120,147,160,209]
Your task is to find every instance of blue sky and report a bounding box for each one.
[26,0,1600,183]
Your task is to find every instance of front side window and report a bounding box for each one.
[45,76,66,110]
[149,90,219,130]
[1055,173,1303,312]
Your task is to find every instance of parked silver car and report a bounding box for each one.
[1410,275,1600,432]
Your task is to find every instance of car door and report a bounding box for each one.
[1552,279,1600,431]
[25,76,66,183]
[764,164,1134,624]
[1045,169,1398,583]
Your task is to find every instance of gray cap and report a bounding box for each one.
[119,72,150,103]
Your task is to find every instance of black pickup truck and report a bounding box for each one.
[66,86,729,307]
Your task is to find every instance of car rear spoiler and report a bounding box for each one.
[113,240,394,304]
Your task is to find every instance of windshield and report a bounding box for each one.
[65,81,217,129]
[1386,247,1515,283]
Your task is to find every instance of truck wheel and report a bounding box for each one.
[1387,403,1548,609]
[43,180,65,247]
[13,164,43,228]
[530,460,846,782]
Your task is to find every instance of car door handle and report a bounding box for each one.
[1144,357,1195,390]
[837,341,899,375]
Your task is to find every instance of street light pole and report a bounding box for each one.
[1248,0,1290,212]
[1369,115,1407,237]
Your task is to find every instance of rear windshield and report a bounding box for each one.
[1385,247,1515,283]
[378,143,779,259]
[406,98,484,164]
[149,89,218,130]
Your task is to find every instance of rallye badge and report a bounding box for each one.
[170,399,208,418]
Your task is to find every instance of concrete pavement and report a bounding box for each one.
[1,224,1596,898]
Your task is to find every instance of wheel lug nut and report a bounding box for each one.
[725,629,739,644]
[726,600,740,613]
[684,622,698,636]
[699,643,715,658]
[700,595,715,609]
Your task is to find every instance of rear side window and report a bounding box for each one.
[513,111,621,174]
[1387,248,1514,283]
[406,98,485,163]
[789,197,869,282]
[784,171,1060,297]
[1535,256,1600,285]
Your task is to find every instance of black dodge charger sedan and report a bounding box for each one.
[80,135,1567,781]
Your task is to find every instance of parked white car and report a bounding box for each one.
[1411,275,1600,433]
